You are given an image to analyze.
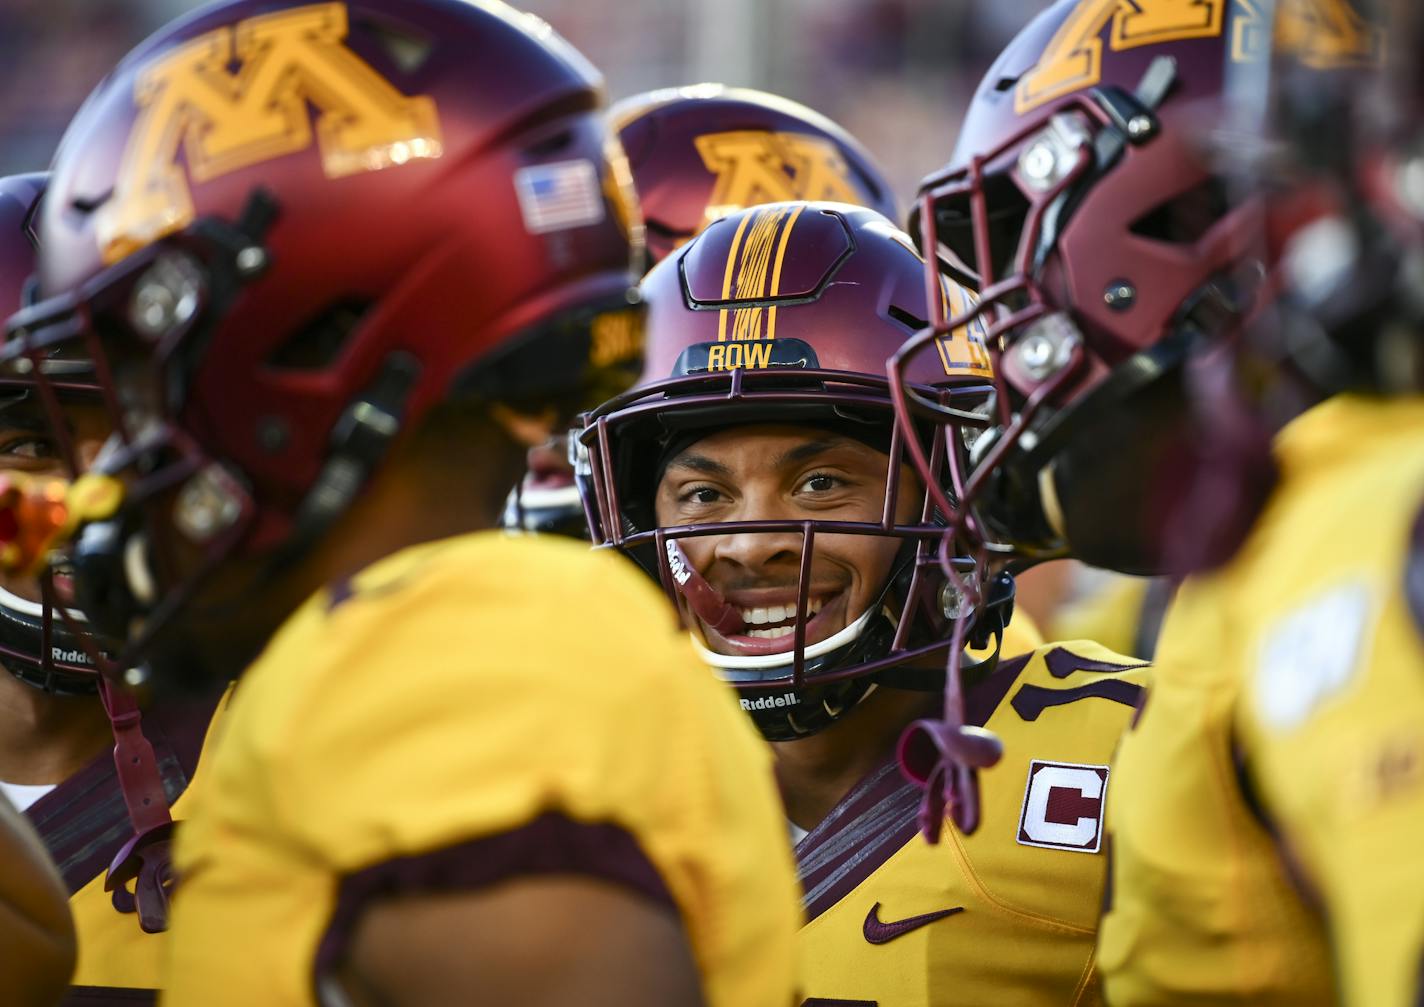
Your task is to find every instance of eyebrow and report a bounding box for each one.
[0,408,50,434]
[772,437,854,469]
[663,452,732,478]
[665,437,863,480]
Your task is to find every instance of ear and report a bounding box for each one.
[487,403,559,449]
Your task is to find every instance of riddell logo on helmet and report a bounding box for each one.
[51,647,93,667]
[740,693,799,711]
[96,1,443,264]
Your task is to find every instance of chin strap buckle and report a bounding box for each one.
[98,676,176,933]
[105,821,176,933]
[896,561,1007,841]
[898,719,1004,841]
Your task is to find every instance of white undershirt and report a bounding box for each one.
[0,780,57,812]
[789,821,809,847]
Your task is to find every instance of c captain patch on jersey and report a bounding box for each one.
[1016,760,1109,853]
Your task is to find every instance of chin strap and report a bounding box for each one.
[663,540,746,636]
[895,570,1016,841]
[98,676,176,933]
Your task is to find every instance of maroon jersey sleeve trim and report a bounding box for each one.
[58,987,157,1004]
[798,759,922,924]
[1406,498,1424,641]
[312,812,675,983]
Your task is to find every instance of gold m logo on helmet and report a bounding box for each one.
[694,131,862,229]
[96,2,442,264]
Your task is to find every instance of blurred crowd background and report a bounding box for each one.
[0,0,1045,200]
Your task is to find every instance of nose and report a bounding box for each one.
[705,489,807,573]
[75,437,104,474]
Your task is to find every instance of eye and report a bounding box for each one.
[0,434,57,462]
[679,484,726,506]
[798,471,845,494]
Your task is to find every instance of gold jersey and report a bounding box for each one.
[797,641,1150,1006]
[23,689,226,1003]
[1100,395,1424,1007]
[1049,574,1174,662]
[162,531,800,1007]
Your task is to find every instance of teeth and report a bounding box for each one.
[747,625,796,640]
[739,598,827,626]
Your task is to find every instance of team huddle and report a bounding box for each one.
[0,0,1418,1004]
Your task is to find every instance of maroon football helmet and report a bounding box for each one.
[613,84,899,267]
[895,0,1270,575]
[578,200,1008,830]
[3,0,643,682]
[501,84,899,538]
[1146,1,1408,574]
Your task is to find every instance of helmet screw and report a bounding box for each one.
[235,246,268,276]
[124,666,150,688]
[256,416,290,454]
[1007,312,1081,382]
[1103,280,1137,311]
[1020,333,1055,372]
[129,252,203,340]
[939,579,970,621]
[174,464,244,543]
[1127,115,1154,140]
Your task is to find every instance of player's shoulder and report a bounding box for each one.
[232,532,699,760]
[1267,396,1424,546]
[318,531,682,673]
[980,640,1150,756]
[344,530,671,619]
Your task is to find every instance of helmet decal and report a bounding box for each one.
[97,1,443,263]
[695,131,864,227]
[716,202,806,342]
[1269,0,1381,68]
[613,85,898,266]
[1015,0,1227,115]
[936,274,995,380]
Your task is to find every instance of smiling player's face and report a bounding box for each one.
[654,424,921,657]
[0,396,109,606]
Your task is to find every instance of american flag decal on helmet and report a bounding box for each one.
[515,159,606,234]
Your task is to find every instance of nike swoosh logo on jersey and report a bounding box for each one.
[862,901,964,944]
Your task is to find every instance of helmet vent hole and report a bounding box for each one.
[934,173,1028,285]
[524,129,576,160]
[1129,175,1236,245]
[266,299,370,372]
[887,305,928,333]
